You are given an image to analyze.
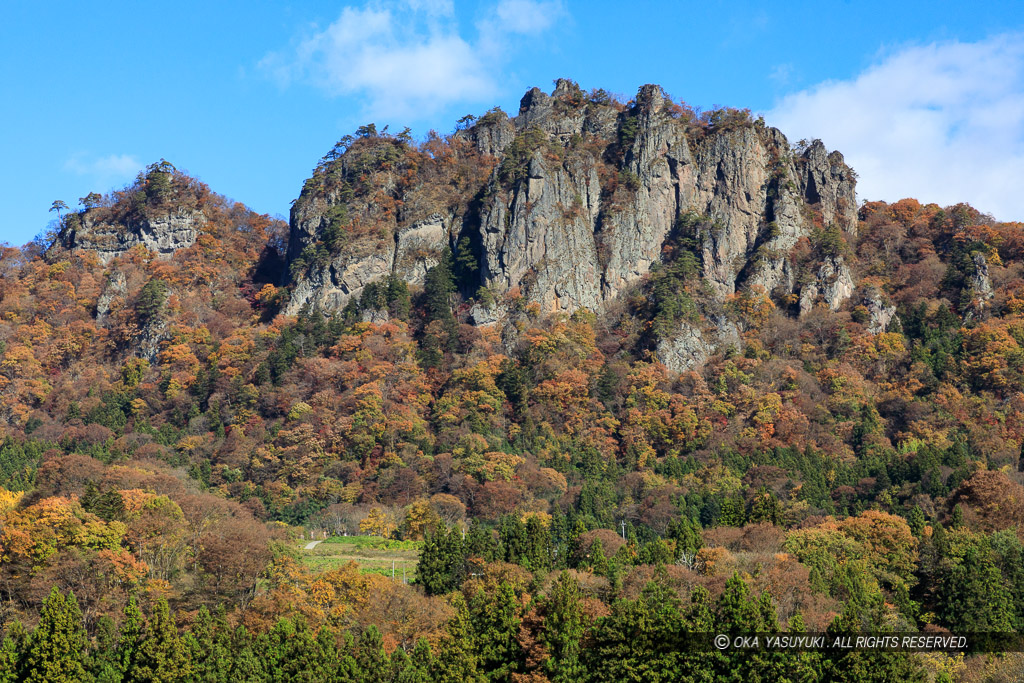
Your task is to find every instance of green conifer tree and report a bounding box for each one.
[431,595,484,683]
[88,616,123,683]
[129,598,192,682]
[356,625,390,683]
[469,581,522,680]
[0,630,20,683]
[117,597,144,677]
[540,573,586,683]
[21,588,88,683]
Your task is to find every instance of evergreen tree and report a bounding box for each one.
[950,503,965,529]
[540,573,587,683]
[185,606,232,682]
[356,626,390,683]
[784,613,821,683]
[431,595,484,683]
[129,599,192,682]
[423,248,456,324]
[584,577,687,682]
[117,597,144,678]
[454,234,480,291]
[393,639,433,683]
[747,486,782,525]
[667,516,703,563]
[420,248,459,366]
[21,588,88,683]
[718,494,746,527]
[469,581,522,680]
[906,505,926,537]
[940,545,1015,632]
[386,275,412,320]
[228,626,264,682]
[0,628,20,683]
[716,573,760,633]
[88,616,123,683]
[417,525,465,595]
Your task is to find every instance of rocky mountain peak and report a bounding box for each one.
[51,160,209,263]
[58,209,205,263]
[634,83,666,113]
[284,82,863,367]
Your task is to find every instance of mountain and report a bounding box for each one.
[286,82,856,334]
[2,80,1023,679]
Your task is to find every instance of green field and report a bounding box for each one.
[297,535,422,577]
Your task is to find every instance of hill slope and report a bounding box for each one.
[0,80,1023,679]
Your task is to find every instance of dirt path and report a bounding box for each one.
[304,540,323,550]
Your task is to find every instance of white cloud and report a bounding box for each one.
[768,63,795,87]
[493,0,562,35]
[64,153,141,180]
[260,0,565,119]
[768,34,1024,222]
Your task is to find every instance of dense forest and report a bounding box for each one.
[2,82,1024,681]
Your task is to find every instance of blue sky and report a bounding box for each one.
[3,1,1024,246]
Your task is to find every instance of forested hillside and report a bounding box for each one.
[1,82,1023,681]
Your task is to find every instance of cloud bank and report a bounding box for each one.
[260,0,565,119]
[768,34,1024,222]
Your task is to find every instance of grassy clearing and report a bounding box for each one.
[297,535,422,577]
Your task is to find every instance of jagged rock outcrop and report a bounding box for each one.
[970,252,995,303]
[459,110,516,158]
[656,315,741,374]
[95,271,127,324]
[797,140,859,235]
[478,150,604,313]
[286,239,396,315]
[656,321,713,373]
[799,256,855,315]
[285,81,860,365]
[394,214,449,286]
[600,85,693,299]
[59,210,204,262]
[861,286,897,334]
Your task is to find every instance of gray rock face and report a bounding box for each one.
[285,167,454,314]
[458,110,516,157]
[95,271,127,324]
[692,126,770,297]
[970,252,995,303]
[361,308,390,324]
[800,256,855,315]
[656,314,742,374]
[60,210,204,262]
[286,82,860,347]
[138,319,168,363]
[468,301,505,326]
[656,320,713,373]
[479,150,604,313]
[797,140,858,235]
[862,286,897,334]
[601,85,693,299]
[286,239,396,315]
[394,214,448,286]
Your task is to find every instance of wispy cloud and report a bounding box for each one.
[768,63,795,87]
[768,34,1024,222]
[259,0,565,119]
[493,0,562,35]
[64,152,142,181]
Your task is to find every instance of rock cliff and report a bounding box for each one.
[285,81,861,366]
[58,209,204,262]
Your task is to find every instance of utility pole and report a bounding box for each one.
[620,520,626,540]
